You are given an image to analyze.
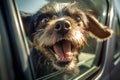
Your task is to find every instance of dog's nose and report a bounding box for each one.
[54,20,71,35]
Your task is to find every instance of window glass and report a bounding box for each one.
[16,0,107,79]
[114,20,120,66]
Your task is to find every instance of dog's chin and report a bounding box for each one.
[53,59,76,72]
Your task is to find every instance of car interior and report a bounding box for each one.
[0,0,120,80]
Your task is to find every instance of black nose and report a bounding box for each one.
[54,20,71,35]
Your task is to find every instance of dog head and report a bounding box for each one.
[21,2,113,73]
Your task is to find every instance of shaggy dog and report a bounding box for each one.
[21,1,113,79]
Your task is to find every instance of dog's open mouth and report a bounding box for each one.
[48,40,74,66]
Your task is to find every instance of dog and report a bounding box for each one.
[21,1,113,79]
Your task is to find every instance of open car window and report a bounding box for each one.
[15,0,108,80]
[114,18,120,66]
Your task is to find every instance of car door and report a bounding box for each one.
[0,0,33,80]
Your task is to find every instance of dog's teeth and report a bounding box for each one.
[58,58,61,61]
[61,57,64,61]
[63,58,65,61]
[55,54,59,59]
[58,57,62,61]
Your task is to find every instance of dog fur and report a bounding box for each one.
[21,1,113,79]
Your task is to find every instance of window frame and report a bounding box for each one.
[95,0,120,80]
[14,0,110,80]
[1,0,34,80]
[1,0,119,80]
[0,6,14,80]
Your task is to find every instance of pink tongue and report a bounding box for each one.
[53,40,72,61]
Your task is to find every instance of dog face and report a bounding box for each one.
[31,2,88,72]
[22,2,113,73]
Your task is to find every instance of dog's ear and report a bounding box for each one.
[20,12,32,36]
[86,13,113,41]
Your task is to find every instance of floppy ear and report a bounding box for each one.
[86,13,113,41]
[20,12,32,36]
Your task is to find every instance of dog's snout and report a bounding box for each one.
[54,20,71,35]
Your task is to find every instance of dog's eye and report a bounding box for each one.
[75,16,81,22]
[41,17,49,23]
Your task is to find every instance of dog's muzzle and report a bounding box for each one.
[47,20,74,67]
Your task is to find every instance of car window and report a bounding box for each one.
[15,0,108,80]
[114,19,120,66]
